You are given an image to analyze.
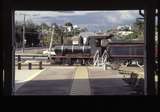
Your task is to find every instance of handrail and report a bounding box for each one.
[102,50,107,63]
[15,54,48,57]
[102,50,107,59]
[136,61,144,70]
[93,50,99,61]
[93,50,99,66]
[103,55,108,65]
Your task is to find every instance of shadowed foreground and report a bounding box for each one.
[15,67,137,95]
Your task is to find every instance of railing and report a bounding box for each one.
[93,50,100,66]
[101,49,108,64]
[103,55,108,65]
[136,61,144,70]
[15,54,48,62]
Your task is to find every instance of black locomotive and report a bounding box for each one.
[49,33,113,65]
[49,33,158,66]
[50,45,93,65]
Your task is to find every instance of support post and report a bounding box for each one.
[144,8,156,95]
[0,19,4,96]
[0,0,4,95]
[18,55,21,62]
[18,62,21,70]
[28,63,32,70]
[39,61,42,70]
[3,3,15,95]
[158,8,160,95]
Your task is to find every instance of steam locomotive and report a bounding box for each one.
[50,45,93,65]
[49,34,157,66]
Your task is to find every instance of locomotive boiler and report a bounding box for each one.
[50,45,93,65]
[54,45,91,54]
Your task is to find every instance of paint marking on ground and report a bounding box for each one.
[23,69,46,82]
[15,69,46,91]
[70,67,91,95]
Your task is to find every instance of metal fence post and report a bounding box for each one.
[18,62,21,70]
[28,63,32,70]
[18,55,21,62]
[39,61,42,70]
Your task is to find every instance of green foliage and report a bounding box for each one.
[133,20,144,32]
[117,20,144,41]
[64,22,73,28]
[123,32,138,40]
[42,35,51,47]
[41,23,49,29]
[15,21,88,46]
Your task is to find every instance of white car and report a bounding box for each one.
[43,50,56,55]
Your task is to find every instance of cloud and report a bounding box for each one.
[102,11,140,24]
[15,10,141,31]
[15,11,99,19]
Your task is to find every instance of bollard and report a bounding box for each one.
[39,61,42,70]
[18,62,21,70]
[18,55,21,62]
[28,63,32,70]
[103,64,106,70]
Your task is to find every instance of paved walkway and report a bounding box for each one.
[15,66,136,95]
[70,67,91,95]
[15,67,75,95]
[15,69,45,91]
[88,67,136,95]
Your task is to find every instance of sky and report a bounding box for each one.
[15,11,141,32]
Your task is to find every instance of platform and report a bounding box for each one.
[15,66,136,95]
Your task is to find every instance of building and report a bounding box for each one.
[117,25,132,31]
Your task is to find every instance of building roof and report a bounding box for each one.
[79,32,113,39]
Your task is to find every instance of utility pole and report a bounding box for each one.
[19,14,26,53]
[48,26,55,60]
[22,15,25,53]
[60,27,64,44]
[41,24,44,35]
[41,24,44,47]
[16,12,40,52]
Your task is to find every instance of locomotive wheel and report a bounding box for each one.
[69,59,74,66]
[80,60,84,66]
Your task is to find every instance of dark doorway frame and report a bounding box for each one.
[1,0,159,95]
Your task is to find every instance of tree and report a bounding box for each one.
[81,27,88,32]
[50,23,64,44]
[133,19,144,32]
[25,20,38,30]
[15,24,23,48]
[116,20,144,41]
[41,23,49,30]
[64,22,73,28]
[132,19,144,40]
[73,28,81,36]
